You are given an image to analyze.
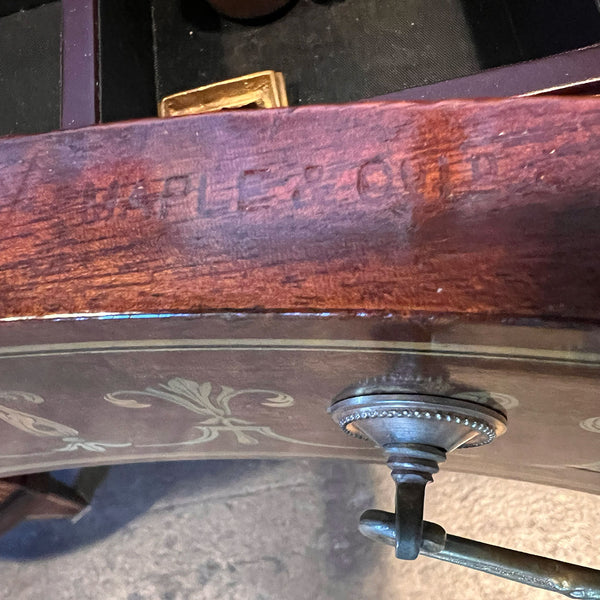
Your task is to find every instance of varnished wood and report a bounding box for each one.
[0,99,599,492]
[0,313,598,494]
[0,474,87,536]
[0,97,599,321]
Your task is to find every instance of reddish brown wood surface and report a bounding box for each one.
[1,97,600,321]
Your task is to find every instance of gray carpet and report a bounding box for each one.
[0,459,597,599]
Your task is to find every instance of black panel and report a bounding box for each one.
[151,0,600,106]
[462,0,600,69]
[98,0,157,122]
[506,0,600,61]
[460,0,524,68]
[152,0,483,105]
[0,2,61,136]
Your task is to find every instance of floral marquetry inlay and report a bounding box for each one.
[0,391,78,438]
[0,378,347,462]
[0,391,131,457]
[571,461,600,473]
[453,391,519,411]
[105,378,343,449]
[580,417,600,434]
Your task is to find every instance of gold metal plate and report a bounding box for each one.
[158,71,288,118]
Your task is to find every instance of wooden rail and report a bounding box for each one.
[0,97,599,321]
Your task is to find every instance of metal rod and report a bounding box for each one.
[433,532,600,599]
[394,480,425,560]
[359,510,600,599]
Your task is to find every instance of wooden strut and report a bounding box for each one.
[0,97,599,323]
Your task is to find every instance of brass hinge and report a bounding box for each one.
[158,70,288,118]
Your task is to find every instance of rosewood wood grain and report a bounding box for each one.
[1,97,600,321]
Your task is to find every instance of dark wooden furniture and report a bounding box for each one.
[0,97,598,498]
[0,2,599,520]
[0,474,87,535]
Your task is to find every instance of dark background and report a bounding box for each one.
[1,0,599,133]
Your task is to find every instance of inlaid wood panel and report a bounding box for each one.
[0,314,597,494]
[0,99,599,489]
